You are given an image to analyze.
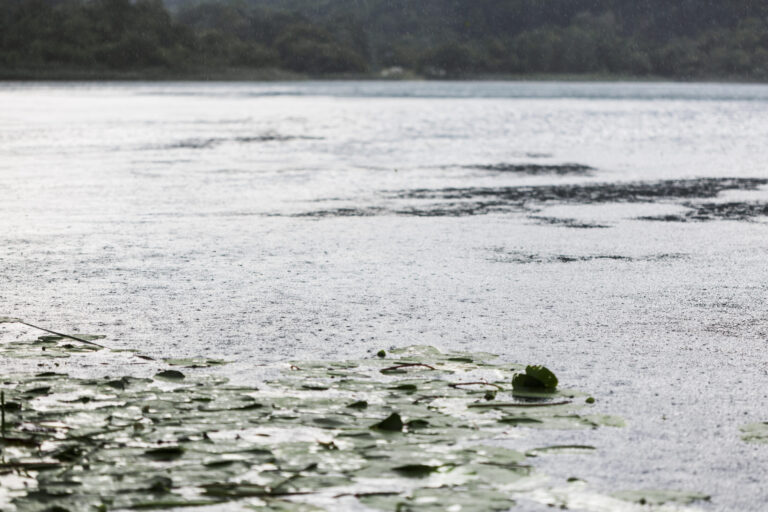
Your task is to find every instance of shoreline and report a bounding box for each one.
[2,67,768,85]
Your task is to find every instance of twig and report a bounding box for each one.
[468,400,572,408]
[334,491,401,499]
[449,381,504,390]
[381,363,435,373]
[11,319,156,361]
[18,321,107,349]
[413,395,443,404]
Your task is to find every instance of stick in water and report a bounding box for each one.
[17,321,107,349]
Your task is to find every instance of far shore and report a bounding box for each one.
[2,66,767,84]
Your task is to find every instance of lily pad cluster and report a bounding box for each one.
[0,332,106,359]
[0,332,707,511]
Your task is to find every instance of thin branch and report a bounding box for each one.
[13,320,154,361]
[19,321,107,349]
[334,491,401,499]
[380,363,436,373]
[468,400,572,408]
[449,381,504,390]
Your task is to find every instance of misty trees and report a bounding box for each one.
[1,0,767,79]
[0,0,186,70]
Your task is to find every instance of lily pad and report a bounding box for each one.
[371,412,404,432]
[512,365,558,391]
[0,341,644,512]
[740,422,768,443]
[154,370,185,381]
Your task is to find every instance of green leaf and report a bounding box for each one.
[154,370,185,381]
[740,422,768,443]
[144,446,185,461]
[512,365,558,391]
[392,464,439,477]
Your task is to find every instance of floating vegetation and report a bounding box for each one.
[527,215,611,229]
[396,178,768,204]
[295,178,768,219]
[639,202,768,223]
[740,422,768,444]
[461,163,594,176]
[0,323,709,511]
[512,365,559,392]
[487,248,688,265]
[157,134,323,151]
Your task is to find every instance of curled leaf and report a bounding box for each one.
[371,412,404,432]
[512,365,558,391]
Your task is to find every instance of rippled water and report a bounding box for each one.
[2,81,768,511]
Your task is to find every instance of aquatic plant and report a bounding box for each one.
[0,321,709,511]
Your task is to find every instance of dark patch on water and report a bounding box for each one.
[396,178,767,204]
[294,207,386,218]
[491,250,631,264]
[157,133,322,150]
[295,178,768,219]
[463,163,593,175]
[488,249,687,264]
[528,216,610,229]
[639,202,768,222]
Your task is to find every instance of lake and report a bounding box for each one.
[1,81,768,511]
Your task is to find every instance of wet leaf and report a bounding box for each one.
[154,370,185,381]
[512,365,558,391]
[371,412,404,432]
[144,446,185,461]
[393,464,440,477]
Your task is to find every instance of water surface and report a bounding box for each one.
[2,81,768,511]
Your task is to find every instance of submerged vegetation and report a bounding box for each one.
[0,319,716,511]
[2,0,768,79]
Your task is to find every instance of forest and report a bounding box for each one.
[1,0,768,79]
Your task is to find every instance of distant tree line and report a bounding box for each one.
[1,0,767,79]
